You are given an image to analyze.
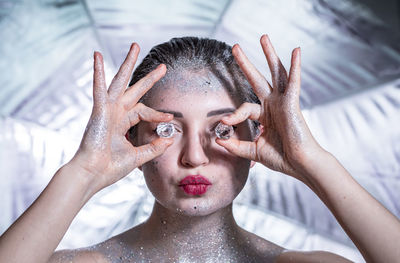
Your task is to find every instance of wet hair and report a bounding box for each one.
[128,36,260,141]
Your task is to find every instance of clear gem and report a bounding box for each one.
[156,122,175,138]
[215,122,234,139]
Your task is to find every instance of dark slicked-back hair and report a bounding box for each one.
[128,36,260,141]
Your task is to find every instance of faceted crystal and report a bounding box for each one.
[215,122,234,139]
[156,122,175,138]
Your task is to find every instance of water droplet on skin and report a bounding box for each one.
[215,122,234,139]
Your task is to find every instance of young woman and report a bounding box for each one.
[0,35,399,263]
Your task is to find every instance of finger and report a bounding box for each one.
[93,52,107,107]
[127,103,173,127]
[108,43,140,99]
[220,102,261,126]
[260,35,288,93]
[216,138,257,161]
[122,64,167,109]
[286,47,301,99]
[232,44,272,99]
[134,137,174,166]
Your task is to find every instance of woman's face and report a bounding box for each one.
[135,70,253,217]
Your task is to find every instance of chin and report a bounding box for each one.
[159,195,234,217]
[177,205,221,217]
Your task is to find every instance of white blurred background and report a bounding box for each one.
[1,1,400,262]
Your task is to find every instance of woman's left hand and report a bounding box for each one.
[216,35,325,183]
[217,35,400,263]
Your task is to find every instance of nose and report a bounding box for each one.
[180,130,210,168]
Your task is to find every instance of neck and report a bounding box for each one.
[135,201,244,260]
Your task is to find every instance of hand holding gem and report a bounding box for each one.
[216,35,324,183]
[72,44,174,192]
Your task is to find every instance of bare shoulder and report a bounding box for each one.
[236,228,354,263]
[49,236,134,263]
[49,247,108,263]
[236,227,285,262]
[48,224,147,263]
[275,249,354,263]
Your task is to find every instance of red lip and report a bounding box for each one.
[179,175,211,186]
[178,175,211,195]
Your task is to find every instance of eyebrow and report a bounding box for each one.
[157,108,235,118]
[157,109,183,118]
[206,108,235,117]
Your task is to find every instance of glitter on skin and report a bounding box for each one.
[53,61,284,263]
[141,68,226,103]
[105,71,284,262]
[63,209,283,262]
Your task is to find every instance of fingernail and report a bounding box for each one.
[165,138,174,145]
[94,51,102,62]
[215,138,226,144]
[131,43,138,52]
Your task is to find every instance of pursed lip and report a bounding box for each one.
[178,175,212,186]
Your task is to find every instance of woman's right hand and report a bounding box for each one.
[71,43,173,193]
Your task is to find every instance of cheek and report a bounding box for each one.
[142,160,160,192]
[213,150,250,193]
[143,159,160,176]
[141,133,181,181]
[142,156,174,197]
[231,158,250,193]
[135,123,157,146]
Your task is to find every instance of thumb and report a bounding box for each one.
[216,138,257,161]
[134,138,174,167]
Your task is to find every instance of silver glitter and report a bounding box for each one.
[215,122,234,139]
[156,122,175,138]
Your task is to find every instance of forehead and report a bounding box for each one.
[158,68,226,92]
[146,86,236,117]
[143,69,239,112]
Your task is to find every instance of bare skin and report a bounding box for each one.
[0,35,399,263]
[218,35,400,262]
